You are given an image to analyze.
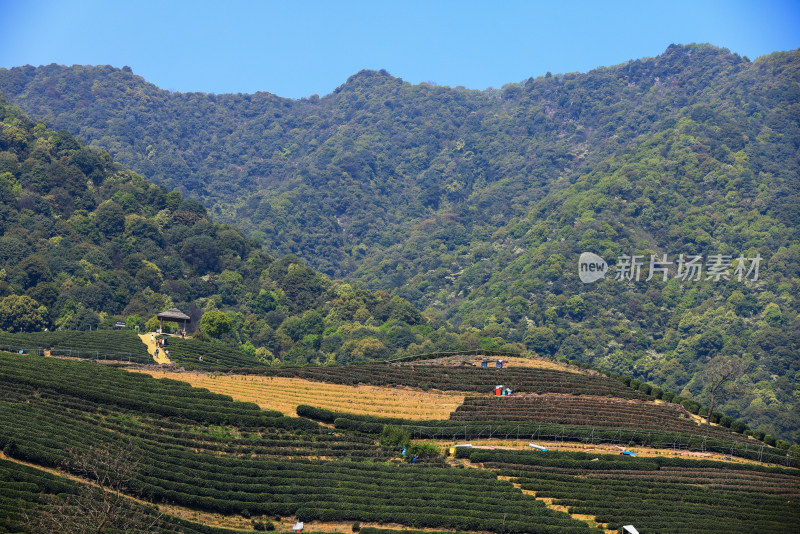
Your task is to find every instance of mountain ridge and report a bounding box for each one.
[1,43,798,441]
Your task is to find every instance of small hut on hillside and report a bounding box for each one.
[156,308,191,334]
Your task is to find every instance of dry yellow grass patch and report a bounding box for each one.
[158,505,258,530]
[134,370,464,419]
[502,356,584,373]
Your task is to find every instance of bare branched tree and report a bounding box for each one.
[702,355,747,427]
[25,440,162,533]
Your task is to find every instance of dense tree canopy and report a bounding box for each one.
[0,294,47,332]
[0,95,444,367]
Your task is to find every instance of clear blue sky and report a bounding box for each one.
[1,0,799,99]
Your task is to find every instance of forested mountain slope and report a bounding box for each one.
[1,45,797,278]
[0,96,439,365]
[1,44,798,441]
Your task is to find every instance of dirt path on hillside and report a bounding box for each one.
[497,474,615,534]
[439,438,779,534]
[139,333,170,364]
[443,455,613,533]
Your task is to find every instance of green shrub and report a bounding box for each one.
[407,442,440,462]
[334,418,384,434]
[379,425,410,448]
[296,405,338,423]
[680,398,700,414]
[730,419,748,434]
[145,315,160,333]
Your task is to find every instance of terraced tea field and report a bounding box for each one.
[450,394,750,441]
[2,353,603,534]
[0,330,151,362]
[457,448,800,533]
[135,370,464,419]
[3,347,798,534]
[255,362,648,398]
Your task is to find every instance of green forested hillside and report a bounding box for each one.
[0,44,798,441]
[2,46,797,277]
[0,96,442,365]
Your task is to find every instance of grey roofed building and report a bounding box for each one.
[156,308,191,332]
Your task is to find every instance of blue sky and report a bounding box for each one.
[1,0,799,99]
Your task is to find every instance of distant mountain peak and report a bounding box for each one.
[334,69,401,93]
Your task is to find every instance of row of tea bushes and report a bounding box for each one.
[164,337,265,369]
[450,395,750,442]
[0,330,151,362]
[0,458,250,534]
[0,352,286,426]
[256,364,647,398]
[456,448,799,533]
[0,371,388,464]
[297,404,793,466]
[521,470,796,533]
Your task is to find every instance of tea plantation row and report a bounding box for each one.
[298,405,793,466]
[1,412,597,533]
[0,352,286,426]
[164,337,265,369]
[451,395,753,443]
[0,368,391,463]
[256,364,648,398]
[0,330,151,362]
[457,448,799,533]
[0,458,250,534]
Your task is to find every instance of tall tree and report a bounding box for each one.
[199,309,232,339]
[703,355,747,427]
[0,294,47,332]
[25,441,161,533]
